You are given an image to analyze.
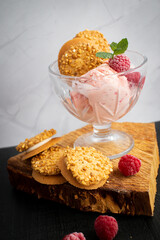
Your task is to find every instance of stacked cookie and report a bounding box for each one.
[31,146,67,185]
[58,147,113,190]
[16,129,61,160]
[16,129,66,185]
[58,29,110,76]
[16,130,113,189]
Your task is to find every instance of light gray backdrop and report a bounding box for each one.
[0,0,160,147]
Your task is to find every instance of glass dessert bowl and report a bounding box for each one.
[49,50,147,159]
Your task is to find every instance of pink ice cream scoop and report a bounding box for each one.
[70,91,95,123]
[70,63,132,124]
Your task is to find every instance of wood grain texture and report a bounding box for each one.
[7,122,159,216]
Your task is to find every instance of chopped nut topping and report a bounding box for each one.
[58,29,110,77]
[75,29,110,53]
[59,42,104,77]
[16,129,56,152]
[31,146,67,175]
[65,147,113,186]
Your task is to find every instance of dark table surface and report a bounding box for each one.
[0,122,160,240]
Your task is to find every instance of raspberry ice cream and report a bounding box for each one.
[70,63,132,124]
[70,91,94,122]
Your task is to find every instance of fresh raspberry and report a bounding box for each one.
[94,215,118,240]
[62,232,86,240]
[109,54,130,72]
[118,155,141,176]
[126,72,141,85]
[126,72,145,89]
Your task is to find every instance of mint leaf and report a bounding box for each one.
[96,52,113,59]
[116,38,128,52]
[110,42,117,51]
[114,48,126,55]
[113,38,128,55]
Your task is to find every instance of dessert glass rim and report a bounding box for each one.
[48,50,147,81]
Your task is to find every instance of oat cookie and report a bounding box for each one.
[58,38,104,76]
[16,129,56,152]
[75,29,110,53]
[31,146,66,175]
[21,137,62,161]
[31,146,68,185]
[58,30,110,77]
[32,170,67,185]
[58,147,113,190]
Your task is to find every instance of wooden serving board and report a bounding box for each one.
[7,122,159,216]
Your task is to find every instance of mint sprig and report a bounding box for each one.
[96,38,128,59]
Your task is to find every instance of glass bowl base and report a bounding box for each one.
[74,129,134,160]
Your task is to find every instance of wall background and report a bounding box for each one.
[0,0,160,147]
